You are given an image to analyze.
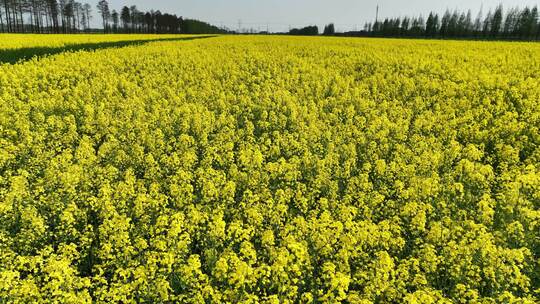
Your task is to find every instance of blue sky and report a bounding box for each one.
[90,0,540,32]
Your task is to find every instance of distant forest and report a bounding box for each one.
[271,4,540,41]
[0,0,227,34]
[291,5,540,41]
[361,5,540,41]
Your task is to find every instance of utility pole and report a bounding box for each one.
[238,19,242,33]
[376,5,379,23]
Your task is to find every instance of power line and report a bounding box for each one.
[206,20,372,33]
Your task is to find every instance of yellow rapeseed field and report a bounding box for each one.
[0,34,203,49]
[0,35,539,303]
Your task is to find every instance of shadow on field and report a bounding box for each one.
[0,35,217,64]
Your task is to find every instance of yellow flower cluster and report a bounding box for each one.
[0,35,539,303]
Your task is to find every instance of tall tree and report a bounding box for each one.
[111,9,118,32]
[96,0,109,32]
[519,6,538,39]
[144,11,153,33]
[48,0,59,33]
[120,5,129,32]
[0,4,4,32]
[440,10,450,37]
[473,8,483,36]
[425,12,437,37]
[129,5,136,31]
[323,23,335,35]
[483,10,493,37]
[532,6,539,39]
[401,17,410,35]
[82,2,90,30]
[491,5,503,37]
[3,0,12,32]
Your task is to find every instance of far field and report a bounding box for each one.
[0,35,539,303]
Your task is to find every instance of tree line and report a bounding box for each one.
[0,0,227,34]
[363,5,540,40]
[0,0,92,33]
